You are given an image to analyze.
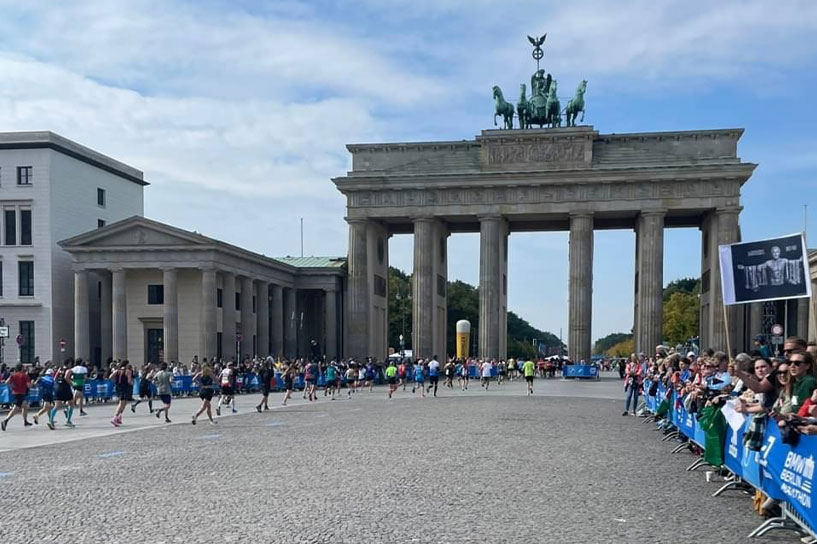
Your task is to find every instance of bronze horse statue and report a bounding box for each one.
[492,85,514,129]
[565,80,587,127]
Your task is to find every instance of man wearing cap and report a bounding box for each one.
[754,336,773,358]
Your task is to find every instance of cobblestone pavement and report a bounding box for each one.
[0,378,789,543]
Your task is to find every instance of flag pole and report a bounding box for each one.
[722,301,733,361]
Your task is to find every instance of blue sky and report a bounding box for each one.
[1,0,816,343]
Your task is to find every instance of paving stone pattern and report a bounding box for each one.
[0,381,784,543]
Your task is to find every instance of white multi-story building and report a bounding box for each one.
[0,132,145,365]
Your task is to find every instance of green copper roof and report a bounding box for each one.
[276,256,347,269]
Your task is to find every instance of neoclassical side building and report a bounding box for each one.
[60,217,344,365]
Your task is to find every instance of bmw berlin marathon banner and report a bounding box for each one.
[719,233,811,305]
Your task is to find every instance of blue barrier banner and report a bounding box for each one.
[25,386,41,404]
[563,365,598,379]
[0,385,8,404]
[760,421,810,513]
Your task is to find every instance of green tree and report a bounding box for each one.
[663,291,699,345]
[593,332,633,354]
[605,338,634,357]
[663,277,700,302]
[387,267,412,352]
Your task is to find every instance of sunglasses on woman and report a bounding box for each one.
[790,360,809,367]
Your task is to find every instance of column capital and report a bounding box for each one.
[345,217,370,225]
[569,211,594,219]
[640,208,667,217]
[477,213,503,222]
[715,206,743,216]
[410,215,436,224]
[160,266,177,273]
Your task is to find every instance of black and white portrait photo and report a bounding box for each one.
[719,233,811,305]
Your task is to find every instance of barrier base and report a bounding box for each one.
[686,457,713,472]
[712,477,753,498]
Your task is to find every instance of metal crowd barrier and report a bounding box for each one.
[642,380,816,540]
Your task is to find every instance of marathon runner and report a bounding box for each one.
[52,360,76,428]
[152,362,174,423]
[427,356,440,397]
[385,359,398,399]
[324,360,339,400]
[111,361,134,427]
[70,360,89,416]
[131,362,154,414]
[32,368,55,428]
[191,364,217,425]
[344,365,357,399]
[282,365,296,406]
[480,360,492,390]
[256,358,274,412]
[444,359,455,389]
[216,361,237,416]
[412,360,426,398]
[522,358,536,396]
[1,364,32,431]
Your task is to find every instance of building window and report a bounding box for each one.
[19,321,34,364]
[217,288,223,308]
[97,188,106,207]
[98,219,106,228]
[235,292,241,311]
[17,166,33,186]
[147,284,164,304]
[18,261,33,296]
[4,210,16,245]
[20,210,31,246]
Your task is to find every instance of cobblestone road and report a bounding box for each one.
[0,378,788,543]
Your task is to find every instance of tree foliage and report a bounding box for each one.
[593,332,633,355]
[605,338,634,357]
[663,291,699,346]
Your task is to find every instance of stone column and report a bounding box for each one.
[73,269,89,361]
[100,272,112,363]
[568,213,594,363]
[111,268,127,361]
[200,268,217,361]
[162,267,178,363]
[809,280,817,344]
[711,207,741,353]
[325,287,338,360]
[479,215,504,360]
[240,276,254,359]
[257,282,270,357]
[346,219,369,358]
[412,217,435,359]
[271,284,284,358]
[635,211,665,355]
[749,302,763,339]
[284,287,297,359]
[797,297,809,339]
[222,271,236,361]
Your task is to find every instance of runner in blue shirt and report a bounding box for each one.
[412,362,426,398]
[32,369,56,428]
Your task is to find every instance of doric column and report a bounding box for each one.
[100,272,112,363]
[809,280,817,344]
[111,268,127,361]
[257,281,270,358]
[162,267,178,363]
[479,215,504,360]
[710,207,741,353]
[284,287,297,359]
[749,302,763,339]
[73,269,89,361]
[412,217,435,359]
[635,211,665,355]
[271,284,284,358]
[200,268,217,361]
[325,287,338,360]
[568,213,594,363]
[240,276,254,359]
[346,219,369,358]
[221,271,236,361]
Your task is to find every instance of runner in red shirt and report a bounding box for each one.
[2,364,32,431]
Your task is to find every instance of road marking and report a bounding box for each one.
[266,421,284,427]
[0,472,13,478]
[98,451,126,458]
[195,434,220,440]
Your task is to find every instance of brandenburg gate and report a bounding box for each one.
[334,126,756,361]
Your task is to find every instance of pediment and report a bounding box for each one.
[59,217,212,249]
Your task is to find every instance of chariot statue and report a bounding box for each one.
[492,33,588,130]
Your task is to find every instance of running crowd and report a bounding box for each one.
[1,355,545,431]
